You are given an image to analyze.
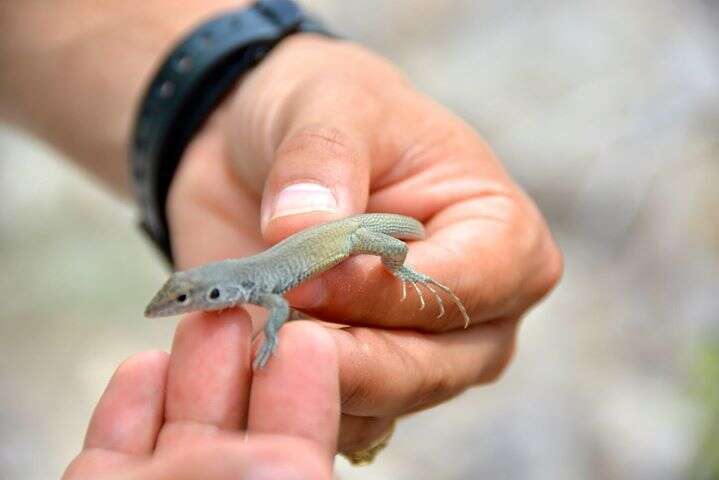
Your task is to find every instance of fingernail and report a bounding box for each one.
[268,183,337,222]
[245,463,306,480]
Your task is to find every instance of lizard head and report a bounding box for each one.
[143,264,248,317]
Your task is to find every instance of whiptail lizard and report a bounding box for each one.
[144,213,469,369]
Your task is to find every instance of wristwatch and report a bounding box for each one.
[130,0,333,266]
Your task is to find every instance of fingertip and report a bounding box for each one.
[114,350,170,379]
[173,308,252,342]
[276,320,338,368]
[252,321,339,381]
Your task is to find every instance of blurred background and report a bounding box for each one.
[1,0,718,478]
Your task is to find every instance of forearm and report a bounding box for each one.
[0,0,248,193]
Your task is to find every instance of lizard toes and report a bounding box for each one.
[253,339,277,370]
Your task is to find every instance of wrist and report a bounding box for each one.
[0,0,251,192]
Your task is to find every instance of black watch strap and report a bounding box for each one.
[130,0,333,266]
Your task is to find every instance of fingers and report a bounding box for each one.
[248,321,340,461]
[228,74,559,330]
[83,351,169,453]
[108,434,331,480]
[332,318,518,417]
[285,134,560,330]
[255,86,377,245]
[225,37,408,246]
[291,201,558,331]
[155,310,253,452]
[64,351,169,479]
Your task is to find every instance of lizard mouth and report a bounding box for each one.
[143,288,180,318]
[144,301,186,318]
[143,299,168,318]
[143,303,160,318]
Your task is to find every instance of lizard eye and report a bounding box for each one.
[208,288,221,300]
[176,294,188,303]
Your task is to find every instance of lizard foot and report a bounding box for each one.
[393,266,470,328]
[253,335,279,370]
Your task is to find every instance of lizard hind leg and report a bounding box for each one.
[348,228,469,327]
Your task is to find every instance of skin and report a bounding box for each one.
[169,33,563,442]
[63,315,339,480]
[0,0,563,475]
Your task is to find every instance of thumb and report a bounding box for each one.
[253,105,375,309]
[221,37,395,244]
[259,123,371,244]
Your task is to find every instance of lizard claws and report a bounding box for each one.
[393,266,470,328]
[424,283,445,319]
[429,279,470,328]
[410,281,425,310]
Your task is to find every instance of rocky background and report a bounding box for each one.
[1,1,717,478]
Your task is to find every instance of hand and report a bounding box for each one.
[168,35,562,454]
[63,314,339,480]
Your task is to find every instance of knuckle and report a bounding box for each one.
[413,365,462,410]
[402,122,465,165]
[339,416,395,453]
[458,194,530,317]
[278,124,359,163]
[341,376,374,413]
[476,323,518,384]
[338,328,386,412]
[534,238,564,300]
[518,200,563,304]
[483,194,562,314]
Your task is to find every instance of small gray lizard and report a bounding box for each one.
[144,213,469,369]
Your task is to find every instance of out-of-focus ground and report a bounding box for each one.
[1,0,718,479]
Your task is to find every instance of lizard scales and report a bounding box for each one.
[144,213,468,368]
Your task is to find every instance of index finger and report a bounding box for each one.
[155,310,253,452]
[247,321,340,461]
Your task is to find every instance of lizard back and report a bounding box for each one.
[248,213,425,292]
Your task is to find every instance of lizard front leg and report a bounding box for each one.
[254,293,290,369]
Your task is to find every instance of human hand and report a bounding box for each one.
[63,314,338,480]
[167,35,562,455]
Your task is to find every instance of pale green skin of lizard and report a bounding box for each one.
[144,213,469,369]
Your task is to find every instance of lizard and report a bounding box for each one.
[144,213,470,369]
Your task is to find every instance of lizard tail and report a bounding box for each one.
[357,213,426,240]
